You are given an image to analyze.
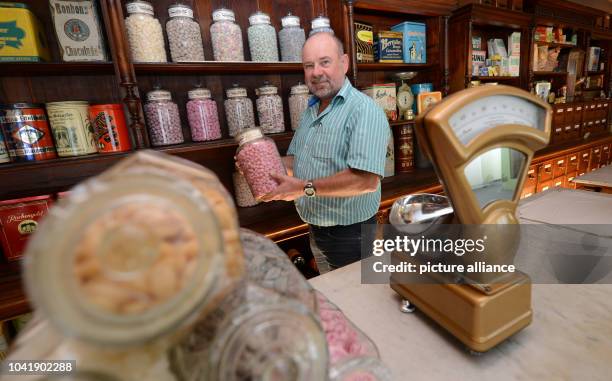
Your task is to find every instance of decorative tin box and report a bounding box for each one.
[0,195,52,261]
[0,2,51,62]
[354,21,373,63]
[361,83,398,121]
[373,31,403,63]
[391,21,426,64]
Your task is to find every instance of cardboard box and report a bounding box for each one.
[0,2,51,62]
[362,83,397,121]
[509,55,520,76]
[391,21,426,63]
[508,32,521,56]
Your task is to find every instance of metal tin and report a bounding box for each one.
[0,195,53,261]
[0,2,51,62]
[89,104,132,153]
[0,130,10,163]
[46,101,97,157]
[0,103,57,162]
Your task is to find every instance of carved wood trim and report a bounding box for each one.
[344,0,358,85]
[443,16,450,95]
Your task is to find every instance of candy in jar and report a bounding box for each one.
[279,13,305,62]
[233,171,260,207]
[247,11,278,62]
[234,128,285,199]
[310,15,334,36]
[224,85,255,137]
[186,87,221,142]
[144,88,184,146]
[210,8,244,61]
[255,83,284,134]
[289,83,310,131]
[166,4,205,62]
[124,1,167,62]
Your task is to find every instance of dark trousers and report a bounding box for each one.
[309,215,377,271]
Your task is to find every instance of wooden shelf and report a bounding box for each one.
[533,71,568,76]
[587,71,606,75]
[471,76,520,80]
[0,62,114,76]
[534,41,577,49]
[134,62,304,74]
[357,63,433,71]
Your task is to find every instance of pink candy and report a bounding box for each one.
[186,99,221,141]
[318,298,369,364]
[235,138,285,199]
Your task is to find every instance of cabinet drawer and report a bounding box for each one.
[552,176,564,189]
[590,146,603,170]
[524,165,537,188]
[567,153,579,173]
[552,105,565,127]
[537,160,554,182]
[552,157,567,178]
[578,149,591,173]
[572,103,583,125]
[520,185,536,199]
[536,179,553,193]
[565,172,577,189]
[604,144,611,165]
[551,125,565,144]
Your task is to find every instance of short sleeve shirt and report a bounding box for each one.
[287,77,390,226]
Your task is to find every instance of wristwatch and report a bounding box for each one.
[303,180,316,198]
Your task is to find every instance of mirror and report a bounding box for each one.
[464,148,527,209]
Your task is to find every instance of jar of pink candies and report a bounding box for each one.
[224,84,255,137]
[234,127,285,199]
[289,82,310,131]
[317,291,392,381]
[186,87,222,142]
[144,88,184,146]
[210,8,244,61]
[233,171,260,207]
[255,83,285,134]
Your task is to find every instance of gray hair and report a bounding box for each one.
[304,31,345,56]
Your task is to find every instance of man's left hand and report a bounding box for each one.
[260,173,306,202]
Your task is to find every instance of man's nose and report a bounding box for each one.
[312,63,324,77]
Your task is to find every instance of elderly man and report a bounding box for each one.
[262,32,390,272]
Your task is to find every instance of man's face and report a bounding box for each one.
[302,35,349,100]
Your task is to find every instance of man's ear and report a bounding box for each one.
[342,53,349,73]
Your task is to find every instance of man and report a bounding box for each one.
[261,32,390,272]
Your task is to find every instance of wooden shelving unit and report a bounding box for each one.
[356,63,434,71]
[134,62,304,74]
[0,62,115,76]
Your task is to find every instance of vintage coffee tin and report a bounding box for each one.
[89,104,132,153]
[0,130,10,163]
[0,195,52,261]
[46,101,97,157]
[373,31,403,63]
[0,103,57,162]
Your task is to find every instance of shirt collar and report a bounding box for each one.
[307,77,351,107]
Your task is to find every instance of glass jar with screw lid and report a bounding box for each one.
[144,88,184,146]
[224,84,255,137]
[289,82,310,131]
[310,15,334,36]
[124,0,167,62]
[210,8,244,61]
[247,11,279,62]
[255,82,285,134]
[186,87,221,141]
[166,3,205,62]
[279,13,305,62]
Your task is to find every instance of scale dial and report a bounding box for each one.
[448,95,547,146]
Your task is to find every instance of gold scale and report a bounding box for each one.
[389,85,552,353]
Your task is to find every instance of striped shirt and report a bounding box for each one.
[287,77,390,226]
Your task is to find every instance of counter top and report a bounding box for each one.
[310,262,612,381]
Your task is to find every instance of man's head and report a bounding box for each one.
[302,32,349,100]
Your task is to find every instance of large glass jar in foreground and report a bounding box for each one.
[247,11,278,62]
[279,13,305,62]
[256,83,285,134]
[186,87,221,141]
[224,85,255,137]
[124,1,167,62]
[166,4,205,62]
[144,88,184,146]
[234,128,285,199]
[210,8,244,61]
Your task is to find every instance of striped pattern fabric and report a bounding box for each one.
[287,77,390,226]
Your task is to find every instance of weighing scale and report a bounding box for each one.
[389,85,552,353]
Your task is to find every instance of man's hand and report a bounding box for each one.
[260,173,306,202]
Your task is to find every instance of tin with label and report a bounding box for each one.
[0,103,57,162]
[89,104,132,153]
[0,195,52,261]
[46,101,97,157]
[0,130,10,163]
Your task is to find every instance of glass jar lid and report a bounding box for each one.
[248,11,271,26]
[311,16,331,30]
[147,89,172,101]
[236,127,264,146]
[126,1,154,16]
[212,8,235,22]
[281,13,300,28]
[290,83,309,95]
[24,153,224,346]
[188,88,212,99]
[257,84,278,96]
[226,85,247,98]
[168,4,194,18]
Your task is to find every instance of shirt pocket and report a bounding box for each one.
[310,128,338,159]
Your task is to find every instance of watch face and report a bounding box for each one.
[305,187,315,196]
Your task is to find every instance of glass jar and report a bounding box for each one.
[247,11,278,62]
[233,171,260,207]
[124,1,167,62]
[224,85,255,137]
[186,87,221,141]
[310,15,334,36]
[234,128,285,199]
[289,83,310,131]
[279,13,305,62]
[256,83,284,134]
[210,8,244,61]
[144,88,184,146]
[166,4,205,62]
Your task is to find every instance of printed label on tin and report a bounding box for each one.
[48,108,97,156]
[0,134,9,163]
[49,0,108,61]
[0,107,56,161]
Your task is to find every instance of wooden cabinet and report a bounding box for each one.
[578,149,591,174]
[537,159,554,182]
[552,156,566,178]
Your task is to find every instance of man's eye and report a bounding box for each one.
[321,60,330,66]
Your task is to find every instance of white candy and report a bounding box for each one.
[125,11,167,63]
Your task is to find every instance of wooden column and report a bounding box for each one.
[344,0,358,85]
[443,16,450,95]
[100,0,149,148]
